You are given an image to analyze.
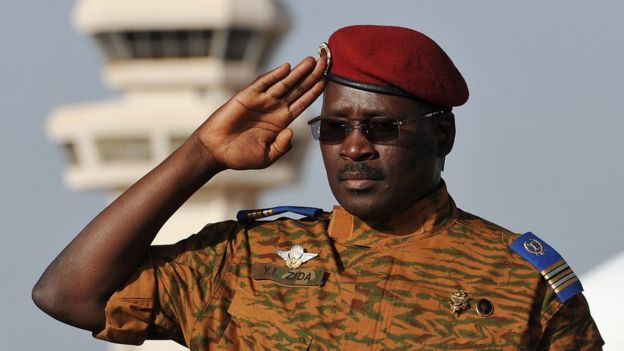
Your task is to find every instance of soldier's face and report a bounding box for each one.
[319,82,452,222]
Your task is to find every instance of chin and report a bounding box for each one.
[331,183,395,221]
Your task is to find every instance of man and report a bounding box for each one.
[33,25,603,350]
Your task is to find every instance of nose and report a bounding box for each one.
[339,127,377,161]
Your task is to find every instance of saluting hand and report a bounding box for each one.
[193,55,327,171]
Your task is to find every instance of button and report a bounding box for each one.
[475,298,494,317]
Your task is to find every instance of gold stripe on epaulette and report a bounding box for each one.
[554,276,579,294]
[539,257,580,294]
[551,272,577,290]
[547,267,573,286]
[543,262,569,280]
[247,208,274,220]
[540,258,566,277]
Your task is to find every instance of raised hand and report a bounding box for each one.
[194,55,327,171]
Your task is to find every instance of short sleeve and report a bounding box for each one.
[539,294,604,350]
[93,220,241,346]
[93,258,172,345]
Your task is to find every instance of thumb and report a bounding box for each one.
[268,128,294,164]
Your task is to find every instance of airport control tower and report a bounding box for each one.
[46,1,308,350]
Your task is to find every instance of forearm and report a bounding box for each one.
[32,134,219,331]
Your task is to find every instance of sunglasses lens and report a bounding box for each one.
[368,119,399,143]
[318,120,347,143]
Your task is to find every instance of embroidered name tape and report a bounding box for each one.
[509,232,583,303]
[251,263,324,287]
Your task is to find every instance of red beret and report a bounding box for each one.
[322,25,468,107]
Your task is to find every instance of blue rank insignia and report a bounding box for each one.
[509,232,583,303]
[236,206,324,222]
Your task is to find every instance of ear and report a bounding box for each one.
[435,113,455,157]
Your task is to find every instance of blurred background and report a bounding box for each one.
[1,0,622,350]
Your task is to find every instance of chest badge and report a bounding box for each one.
[448,288,471,316]
[276,245,318,269]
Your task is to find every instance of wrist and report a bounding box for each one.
[186,132,226,175]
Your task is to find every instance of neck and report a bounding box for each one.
[361,180,445,235]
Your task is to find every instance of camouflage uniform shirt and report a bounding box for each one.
[95,185,604,350]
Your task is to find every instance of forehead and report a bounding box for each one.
[321,81,432,118]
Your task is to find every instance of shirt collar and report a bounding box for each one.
[327,182,457,247]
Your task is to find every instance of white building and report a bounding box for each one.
[46,1,309,350]
[583,254,624,350]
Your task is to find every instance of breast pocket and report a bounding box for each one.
[218,288,313,350]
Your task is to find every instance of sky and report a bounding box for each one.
[1,1,623,350]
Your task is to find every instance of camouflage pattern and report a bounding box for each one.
[95,185,603,350]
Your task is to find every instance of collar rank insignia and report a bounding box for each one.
[448,288,471,316]
[276,245,318,269]
[509,232,583,303]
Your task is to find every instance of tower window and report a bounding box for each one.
[95,30,214,61]
[61,142,78,165]
[96,137,151,162]
[225,29,253,61]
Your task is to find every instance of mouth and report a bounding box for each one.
[337,163,384,190]
[341,178,379,190]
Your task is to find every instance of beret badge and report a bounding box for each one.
[318,42,332,75]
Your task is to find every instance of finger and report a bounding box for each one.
[284,53,328,104]
[268,128,294,163]
[265,57,316,100]
[249,63,291,93]
[288,78,327,118]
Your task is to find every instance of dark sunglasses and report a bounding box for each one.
[307,110,449,144]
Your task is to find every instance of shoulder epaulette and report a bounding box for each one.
[509,232,583,303]
[236,206,324,222]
